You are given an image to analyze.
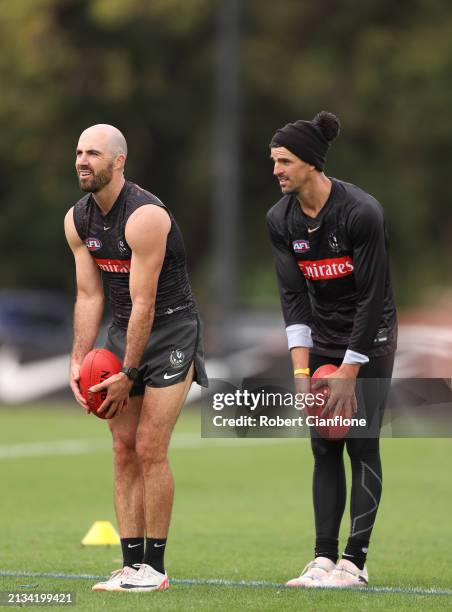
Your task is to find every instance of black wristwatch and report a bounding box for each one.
[121,367,140,382]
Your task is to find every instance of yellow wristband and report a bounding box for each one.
[294,368,310,376]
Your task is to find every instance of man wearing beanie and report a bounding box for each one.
[266,112,397,588]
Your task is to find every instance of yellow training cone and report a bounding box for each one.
[82,521,120,546]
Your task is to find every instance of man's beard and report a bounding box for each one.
[281,185,298,195]
[78,162,114,193]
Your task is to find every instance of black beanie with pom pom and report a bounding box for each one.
[270,111,340,171]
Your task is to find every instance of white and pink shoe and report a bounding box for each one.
[118,563,169,592]
[320,559,368,588]
[92,566,139,592]
[286,556,336,587]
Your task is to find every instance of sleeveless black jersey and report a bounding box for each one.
[266,178,397,358]
[73,180,196,330]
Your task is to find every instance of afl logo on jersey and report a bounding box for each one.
[85,237,102,252]
[293,239,310,253]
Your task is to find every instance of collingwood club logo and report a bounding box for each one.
[169,349,185,368]
[118,239,131,256]
[328,231,341,253]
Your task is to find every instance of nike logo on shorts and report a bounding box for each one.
[163,370,185,380]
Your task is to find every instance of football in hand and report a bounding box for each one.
[79,349,122,419]
[307,364,351,439]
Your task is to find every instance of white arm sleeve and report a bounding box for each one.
[286,324,313,350]
[343,349,369,365]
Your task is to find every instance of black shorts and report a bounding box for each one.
[104,313,208,396]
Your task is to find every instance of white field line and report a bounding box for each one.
[0,569,451,597]
[0,434,300,460]
[0,438,110,459]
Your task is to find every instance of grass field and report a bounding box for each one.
[0,404,451,611]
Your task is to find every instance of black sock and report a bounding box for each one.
[121,537,145,568]
[144,538,167,574]
[315,537,338,564]
[342,539,368,570]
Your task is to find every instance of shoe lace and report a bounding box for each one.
[301,560,325,576]
[108,568,127,579]
[110,567,124,578]
[332,566,358,579]
[131,563,145,576]
[131,563,159,579]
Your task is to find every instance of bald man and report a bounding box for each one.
[64,124,207,592]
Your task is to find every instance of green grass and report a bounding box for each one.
[0,404,451,611]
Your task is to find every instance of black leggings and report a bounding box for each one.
[309,352,394,564]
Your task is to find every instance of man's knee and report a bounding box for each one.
[346,437,380,461]
[112,433,138,465]
[135,431,168,467]
[311,436,345,460]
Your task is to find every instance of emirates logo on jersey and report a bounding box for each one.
[298,256,354,280]
[95,258,131,273]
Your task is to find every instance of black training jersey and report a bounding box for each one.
[266,178,397,358]
[73,180,196,329]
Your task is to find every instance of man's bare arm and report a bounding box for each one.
[90,204,170,418]
[123,205,170,368]
[64,207,104,409]
[290,346,311,400]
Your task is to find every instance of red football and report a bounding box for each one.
[307,364,350,440]
[79,349,122,419]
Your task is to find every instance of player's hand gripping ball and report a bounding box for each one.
[79,349,122,419]
[307,364,350,440]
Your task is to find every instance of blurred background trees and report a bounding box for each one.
[1,0,451,313]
